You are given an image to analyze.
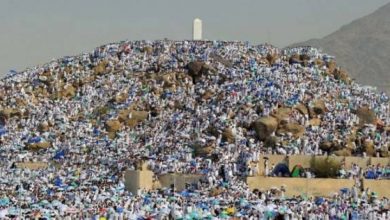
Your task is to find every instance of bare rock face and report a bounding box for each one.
[291,2,390,94]
[252,117,278,141]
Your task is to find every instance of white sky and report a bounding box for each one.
[1,0,389,75]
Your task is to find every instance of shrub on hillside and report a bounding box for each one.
[310,156,341,178]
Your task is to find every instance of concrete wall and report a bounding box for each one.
[363,179,390,198]
[158,174,204,191]
[124,171,204,193]
[257,155,389,176]
[124,170,155,195]
[247,177,355,197]
[370,157,390,166]
[344,157,369,169]
[15,162,48,169]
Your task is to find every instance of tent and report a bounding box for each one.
[0,128,6,136]
[53,150,65,160]
[365,170,377,179]
[291,164,304,177]
[27,137,42,144]
[272,163,290,177]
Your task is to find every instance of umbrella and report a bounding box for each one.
[51,200,62,207]
[39,200,50,206]
[0,197,10,206]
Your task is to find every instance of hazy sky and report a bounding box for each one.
[1,0,389,75]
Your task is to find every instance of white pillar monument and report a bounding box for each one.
[193,18,202,40]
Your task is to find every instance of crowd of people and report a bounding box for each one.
[0,40,389,218]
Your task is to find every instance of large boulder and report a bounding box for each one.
[266,53,278,65]
[289,54,301,65]
[192,144,214,157]
[311,99,326,115]
[187,61,204,78]
[252,117,278,141]
[0,108,20,119]
[380,145,389,157]
[187,61,215,82]
[314,58,324,67]
[320,141,333,152]
[142,46,153,55]
[271,108,292,124]
[264,136,279,148]
[356,107,376,125]
[113,92,129,104]
[118,109,148,128]
[210,187,224,197]
[333,69,350,83]
[93,61,108,75]
[105,119,121,132]
[363,140,376,156]
[222,128,235,144]
[60,84,76,98]
[202,90,214,100]
[326,60,337,74]
[277,123,305,138]
[38,121,50,132]
[28,141,51,150]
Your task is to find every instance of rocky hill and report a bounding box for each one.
[290,2,390,94]
[0,40,389,217]
[1,40,388,163]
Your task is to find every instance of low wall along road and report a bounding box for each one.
[122,155,390,197]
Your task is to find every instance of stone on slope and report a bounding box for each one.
[356,106,377,125]
[105,119,121,132]
[277,123,305,138]
[222,128,235,144]
[252,117,278,141]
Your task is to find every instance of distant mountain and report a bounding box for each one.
[290,2,390,94]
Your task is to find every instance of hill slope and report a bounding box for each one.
[291,2,390,94]
[0,41,389,214]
